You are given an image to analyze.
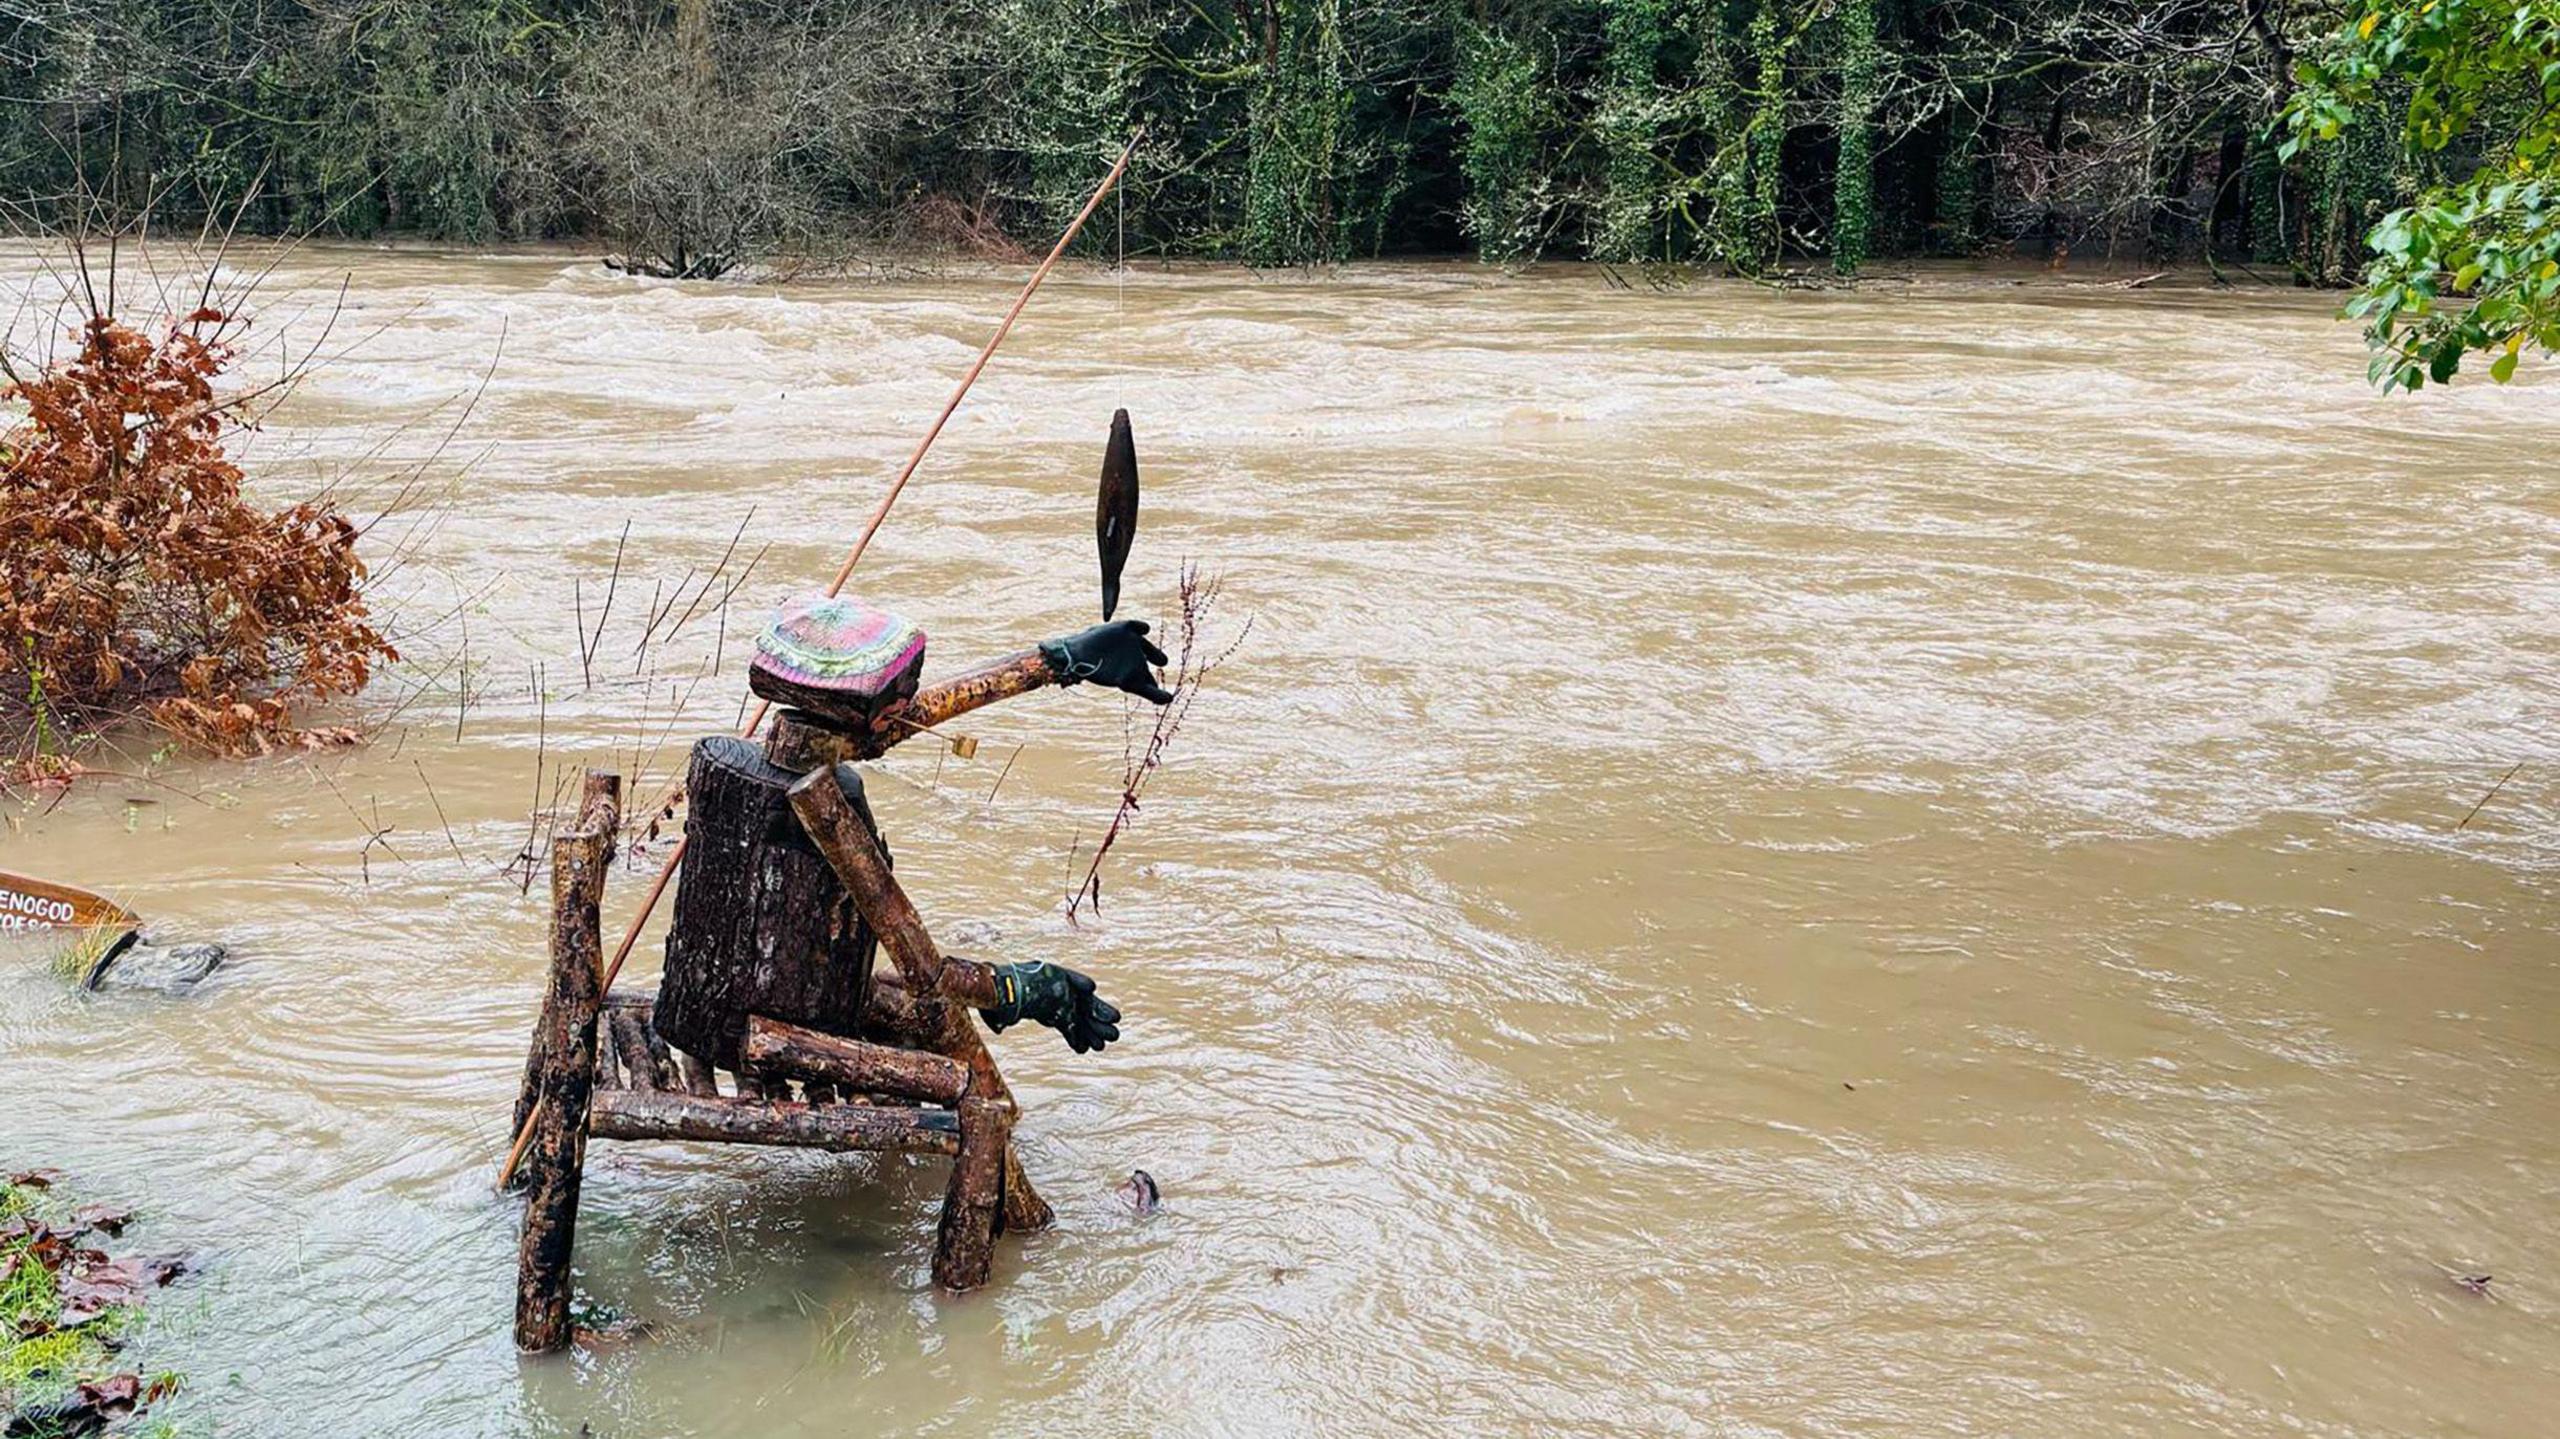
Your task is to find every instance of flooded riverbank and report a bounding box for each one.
[4,250,2557,1436]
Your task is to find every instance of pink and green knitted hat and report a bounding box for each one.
[750,592,926,700]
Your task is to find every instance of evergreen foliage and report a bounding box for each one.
[0,0,2463,286]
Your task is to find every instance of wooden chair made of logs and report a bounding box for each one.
[508,767,1016,1355]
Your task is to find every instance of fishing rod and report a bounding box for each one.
[497,131,1145,1187]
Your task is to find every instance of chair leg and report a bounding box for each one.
[514,775,617,1353]
[933,1097,1013,1291]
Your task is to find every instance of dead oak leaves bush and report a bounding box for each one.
[1,309,395,766]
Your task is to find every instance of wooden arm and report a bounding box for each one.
[764,649,1060,770]
[901,648,1057,734]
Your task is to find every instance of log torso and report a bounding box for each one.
[652,735,883,1069]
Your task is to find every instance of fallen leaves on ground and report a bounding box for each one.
[1,1174,187,1433]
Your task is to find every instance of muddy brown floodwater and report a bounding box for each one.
[4,248,2558,1438]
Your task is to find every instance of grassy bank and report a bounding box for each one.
[0,1175,184,1438]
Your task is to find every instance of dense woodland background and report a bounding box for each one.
[0,1,2471,278]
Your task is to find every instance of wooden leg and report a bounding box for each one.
[638,1010,681,1091]
[787,765,1054,1231]
[933,1096,1013,1291]
[514,773,619,1354]
[607,1008,657,1094]
[997,1145,1049,1233]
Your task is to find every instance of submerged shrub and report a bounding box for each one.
[1,308,396,760]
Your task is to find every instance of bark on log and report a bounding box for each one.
[904,650,1056,732]
[608,1008,657,1095]
[787,765,1052,1231]
[764,709,885,771]
[857,967,945,1047]
[933,1097,1013,1291]
[512,776,628,1151]
[588,1089,960,1156]
[744,1015,970,1105]
[640,1013,680,1092]
[514,772,620,1354]
[654,737,883,1069]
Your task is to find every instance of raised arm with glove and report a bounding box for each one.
[1041,620,1172,704]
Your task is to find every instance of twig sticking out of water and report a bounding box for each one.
[415,759,468,865]
[984,743,1024,805]
[575,521,631,691]
[502,665,555,893]
[2456,761,2524,831]
[1064,562,1248,924]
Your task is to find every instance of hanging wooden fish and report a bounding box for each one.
[1096,408,1138,620]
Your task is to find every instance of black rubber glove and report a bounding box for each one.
[979,960,1122,1054]
[1041,621,1172,705]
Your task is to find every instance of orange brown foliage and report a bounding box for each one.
[2,310,396,758]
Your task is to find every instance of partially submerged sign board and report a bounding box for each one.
[0,869,139,937]
[1,869,144,989]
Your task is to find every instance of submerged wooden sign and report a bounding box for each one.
[0,869,139,937]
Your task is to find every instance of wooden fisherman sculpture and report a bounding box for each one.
[510,419,1172,1348]
[655,592,1166,1064]
[645,588,1171,1230]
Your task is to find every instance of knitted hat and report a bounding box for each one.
[750,592,926,703]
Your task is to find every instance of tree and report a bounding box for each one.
[1831,0,1880,274]
[2287,0,2560,388]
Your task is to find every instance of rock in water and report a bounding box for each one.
[91,941,226,994]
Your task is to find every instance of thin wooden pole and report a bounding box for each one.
[496,132,1143,1187]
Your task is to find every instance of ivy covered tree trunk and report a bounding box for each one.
[1692,14,1750,262]
[1592,0,1672,263]
[1831,0,1878,275]
[1450,22,1551,262]
[1243,0,1360,265]
[997,0,1138,243]
[1746,0,1787,269]
[2247,134,2288,265]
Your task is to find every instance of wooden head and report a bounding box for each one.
[763,708,890,772]
[748,592,927,731]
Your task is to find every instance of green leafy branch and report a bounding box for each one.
[2286,0,2560,389]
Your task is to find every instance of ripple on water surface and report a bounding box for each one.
[2,249,2556,1438]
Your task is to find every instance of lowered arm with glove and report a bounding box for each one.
[785,757,1126,1056]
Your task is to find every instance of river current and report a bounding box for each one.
[4,248,2557,1437]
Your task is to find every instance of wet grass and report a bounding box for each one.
[43,924,127,986]
[0,1178,183,1437]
